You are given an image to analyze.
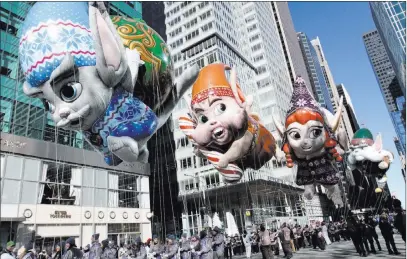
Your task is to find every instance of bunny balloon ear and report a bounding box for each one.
[374,133,383,152]
[89,2,129,87]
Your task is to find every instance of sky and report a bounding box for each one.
[289,2,405,207]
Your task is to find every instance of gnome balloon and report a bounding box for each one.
[347,128,394,179]
[178,63,277,182]
[273,77,344,206]
[19,2,198,166]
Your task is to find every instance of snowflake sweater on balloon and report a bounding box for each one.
[273,77,344,206]
[19,2,198,166]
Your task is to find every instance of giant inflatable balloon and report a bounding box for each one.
[19,2,198,166]
[178,63,277,182]
[346,128,394,179]
[273,77,344,206]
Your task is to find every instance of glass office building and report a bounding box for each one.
[0,1,152,248]
[297,32,334,113]
[370,2,406,96]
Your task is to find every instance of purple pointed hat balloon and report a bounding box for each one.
[19,2,96,88]
[286,76,323,117]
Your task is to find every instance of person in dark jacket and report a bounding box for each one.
[364,213,382,252]
[393,199,406,242]
[63,238,83,259]
[379,214,400,255]
[347,214,366,257]
[89,234,102,259]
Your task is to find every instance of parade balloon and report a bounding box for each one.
[19,2,198,166]
[178,63,277,183]
[273,77,344,206]
[346,128,394,179]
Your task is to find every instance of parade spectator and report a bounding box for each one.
[163,235,178,259]
[347,213,367,257]
[190,235,201,259]
[302,225,311,247]
[180,233,191,259]
[89,234,102,259]
[321,222,331,246]
[211,227,224,259]
[63,238,83,259]
[82,245,90,259]
[1,241,16,259]
[259,225,273,259]
[278,223,292,259]
[223,235,231,259]
[150,236,165,259]
[242,231,251,259]
[17,242,36,259]
[393,199,406,242]
[269,229,278,256]
[379,214,401,255]
[197,231,212,259]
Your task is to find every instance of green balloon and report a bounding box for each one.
[111,16,173,111]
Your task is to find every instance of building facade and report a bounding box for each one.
[370,2,406,95]
[363,30,406,156]
[164,1,333,234]
[0,1,152,248]
[297,32,334,113]
[271,2,312,92]
[336,84,360,133]
[311,37,355,144]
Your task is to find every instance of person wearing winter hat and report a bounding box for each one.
[197,231,212,259]
[211,227,224,259]
[179,233,191,259]
[1,241,16,259]
[89,234,102,259]
[63,238,83,259]
[149,236,164,259]
[100,240,116,259]
[163,235,178,259]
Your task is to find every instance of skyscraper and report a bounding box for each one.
[363,30,406,156]
[0,2,151,247]
[336,84,360,133]
[370,2,406,95]
[311,37,355,144]
[297,32,334,113]
[271,2,312,92]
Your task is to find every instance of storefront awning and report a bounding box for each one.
[1,217,26,222]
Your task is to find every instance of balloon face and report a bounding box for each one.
[112,16,173,111]
[286,120,326,157]
[191,96,248,146]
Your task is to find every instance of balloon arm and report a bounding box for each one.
[217,131,253,168]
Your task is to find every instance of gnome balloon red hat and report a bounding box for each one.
[273,76,344,206]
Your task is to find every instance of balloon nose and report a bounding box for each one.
[209,120,217,126]
[59,109,71,119]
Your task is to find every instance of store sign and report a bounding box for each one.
[1,139,27,148]
[50,211,71,219]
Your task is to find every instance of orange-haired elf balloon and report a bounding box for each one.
[273,77,345,206]
[178,63,277,183]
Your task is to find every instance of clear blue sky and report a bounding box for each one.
[289,2,405,207]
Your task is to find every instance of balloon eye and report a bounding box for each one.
[43,100,55,114]
[214,103,226,116]
[60,82,82,102]
[310,129,322,138]
[198,115,208,124]
[289,131,301,140]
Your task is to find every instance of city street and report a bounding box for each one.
[234,234,405,259]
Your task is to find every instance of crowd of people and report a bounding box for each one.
[1,201,405,259]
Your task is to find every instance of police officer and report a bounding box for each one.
[163,235,178,259]
[150,236,165,259]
